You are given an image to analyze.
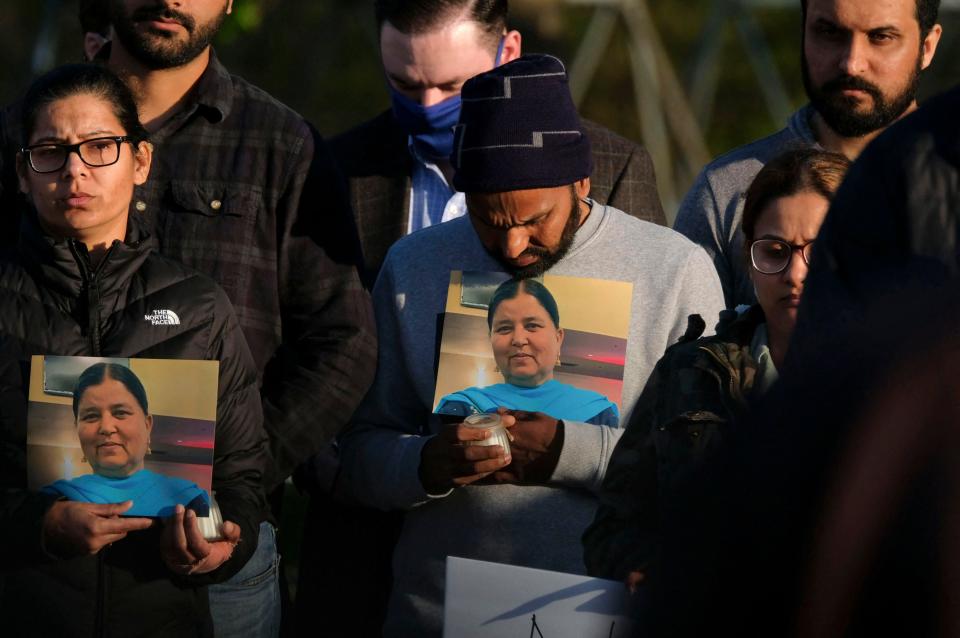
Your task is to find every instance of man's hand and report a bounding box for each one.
[160,504,241,576]
[493,410,564,484]
[419,414,515,495]
[42,500,154,557]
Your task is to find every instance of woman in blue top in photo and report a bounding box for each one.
[43,362,210,518]
[436,278,619,426]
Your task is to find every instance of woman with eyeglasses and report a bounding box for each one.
[0,64,269,637]
[583,148,851,588]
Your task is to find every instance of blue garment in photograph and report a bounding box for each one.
[43,468,210,517]
[436,379,619,425]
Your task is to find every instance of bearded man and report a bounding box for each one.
[0,2,377,636]
[336,54,724,636]
[673,0,942,308]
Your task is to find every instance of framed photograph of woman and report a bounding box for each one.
[433,272,633,427]
[26,355,219,517]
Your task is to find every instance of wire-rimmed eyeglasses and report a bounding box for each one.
[750,238,815,275]
[20,136,133,174]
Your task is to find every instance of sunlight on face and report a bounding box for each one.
[380,18,500,107]
[18,93,150,248]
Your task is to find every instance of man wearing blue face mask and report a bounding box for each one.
[293,3,665,634]
[387,32,504,165]
[329,0,667,288]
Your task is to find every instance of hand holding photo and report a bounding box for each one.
[160,504,240,575]
[41,499,154,558]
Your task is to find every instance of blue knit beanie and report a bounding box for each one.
[451,54,593,193]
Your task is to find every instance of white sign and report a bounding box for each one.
[444,556,639,637]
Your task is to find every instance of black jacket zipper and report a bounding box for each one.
[70,240,117,636]
[69,240,117,356]
[94,549,106,637]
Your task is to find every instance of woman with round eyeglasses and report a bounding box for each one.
[584,148,851,587]
[744,152,841,371]
[0,64,270,637]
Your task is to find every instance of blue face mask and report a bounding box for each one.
[390,91,462,162]
[389,37,506,162]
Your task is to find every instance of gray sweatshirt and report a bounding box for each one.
[338,202,725,636]
[673,105,819,308]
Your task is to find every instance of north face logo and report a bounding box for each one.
[145,309,181,326]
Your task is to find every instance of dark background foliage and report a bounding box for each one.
[4,0,957,161]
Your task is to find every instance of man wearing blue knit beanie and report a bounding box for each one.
[331,0,667,290]
[337,54,725,636]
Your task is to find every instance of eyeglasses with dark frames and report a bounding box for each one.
[21,136,133,174]
[750,238,815,275]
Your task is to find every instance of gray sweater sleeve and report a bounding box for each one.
[551,242,725,493]
[336,261,439,512]
[666,241,728,339]
[551,420,624,493]
[673,170,737,308]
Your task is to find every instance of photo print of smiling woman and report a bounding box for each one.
[433,272,633,427]
[26,355,219,517]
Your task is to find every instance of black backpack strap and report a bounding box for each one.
[679,313,706,343]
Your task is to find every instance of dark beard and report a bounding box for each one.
[110,1,227,70]
[504,188,582,279]
[802,51,921,138]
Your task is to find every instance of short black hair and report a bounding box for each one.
[79,0,111,37]
[486,278,560,331]
[800,0,940,39]
[72,363,149,420]
[20,63,148,147]
[375,0,508,46]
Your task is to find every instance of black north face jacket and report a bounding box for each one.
[0,214,269,637]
